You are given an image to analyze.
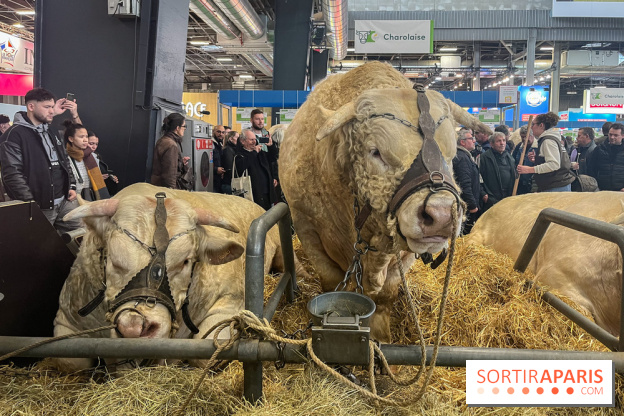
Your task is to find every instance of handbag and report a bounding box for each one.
[231,155,254,201]
[176,167,195,191]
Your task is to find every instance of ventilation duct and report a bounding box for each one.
[322,0,347,61]
[212,0,265,40]
[241,53,273,76]
[189,0,240,40]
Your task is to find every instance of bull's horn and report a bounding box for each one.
[316,102,356,141]
[195,208,240,233]
[63,198,120,221]
[446,99,493,136]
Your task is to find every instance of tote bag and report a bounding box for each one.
[231,156,254,202]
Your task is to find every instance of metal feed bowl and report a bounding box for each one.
[307,292,376,327]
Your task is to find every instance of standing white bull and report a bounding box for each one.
[279,62,492,342]
[467,191,624,336]
[52,183,285,372]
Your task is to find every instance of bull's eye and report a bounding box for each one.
[371,149,381,159]
[184,259,190,266]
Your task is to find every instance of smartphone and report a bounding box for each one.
[258,136,270,144]
[66,93,75,102]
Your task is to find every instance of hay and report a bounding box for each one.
[1,237,622,415]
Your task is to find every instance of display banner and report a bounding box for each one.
[518,86,549,122]
[0,31,34,73]
[354,20,433,54]
[279,109,297,123]
[552,0,624,18]
[499,86,518,104]
[584,88,624,115]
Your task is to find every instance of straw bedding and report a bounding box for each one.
[1,238,621,415]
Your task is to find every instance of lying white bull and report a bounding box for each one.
[467,191,624,336]
[279,61,492,342]
[52,183,285,372]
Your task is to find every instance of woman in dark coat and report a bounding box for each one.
[150,113,190,189]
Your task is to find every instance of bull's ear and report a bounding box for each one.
[316,102,356,141]
[199,234,244,265]
[195,208,240,233]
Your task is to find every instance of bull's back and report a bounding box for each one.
[468,191,624,260]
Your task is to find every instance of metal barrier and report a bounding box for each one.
[513,208,624,352]
[2,336,624,370]
[244,202,299,402]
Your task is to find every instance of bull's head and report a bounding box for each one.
[64,194,243,339]
[316,88,491,255]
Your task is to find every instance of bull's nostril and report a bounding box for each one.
[141,322,161,338]
[421,210,434,226]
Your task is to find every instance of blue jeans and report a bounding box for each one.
[543,184,571,192]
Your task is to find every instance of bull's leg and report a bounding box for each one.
[292,211,346,291]
[368,252,416,343]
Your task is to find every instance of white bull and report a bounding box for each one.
[279,62,492,342]
[52,183,285,372]
[467,191,624,336]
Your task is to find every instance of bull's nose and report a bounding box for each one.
[116,310,146,338]
[419,202,453,236]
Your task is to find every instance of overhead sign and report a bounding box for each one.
[584,88,624,115]
[0,31,34,73]
[279,109,297,123]
[354,20,433,54]
[518,86,550,122]
[499,86,518,104]
[552,0,624,18]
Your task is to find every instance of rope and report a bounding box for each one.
[0,325,116,363]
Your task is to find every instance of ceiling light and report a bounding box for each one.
[347,48,355,52]
[540,46,554,51]
[16,10,35,15]
[456,73,463,78]
[594,85,607,89]
[239,74,253,79]
[539,77,545,81]
[503,77,509,82]
[566,91,577,95]
[439,47,457,52]
[217,57,233,62]
[510,75,515,78]
[435,76,442,80]
[546,74,551,79]
[13,23,24,28]
[190,41,212,45]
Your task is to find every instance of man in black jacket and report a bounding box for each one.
[570,127,597,176]
[588,123,624,191]
[452,129,481,234]
[235,129,278,210]
[0,88,81,233]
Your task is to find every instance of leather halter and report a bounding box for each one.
[78,192,200,334]
[356,84,460,225]
[354,85,461,267]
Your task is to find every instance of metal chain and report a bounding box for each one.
[274,322,313,370]
[335,199,377,293]
[369,113,448,133]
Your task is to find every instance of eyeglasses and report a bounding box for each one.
[181,125,187,128]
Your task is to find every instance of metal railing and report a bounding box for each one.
[513,208,624,352]
[243,202,299,402]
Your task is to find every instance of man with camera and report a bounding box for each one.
[235,129,278,210]
[0,88,82,233]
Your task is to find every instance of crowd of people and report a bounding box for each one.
[0,88,119,234]
[453,113,624,234]
[3,87,622,238]
[149,108,280,211]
